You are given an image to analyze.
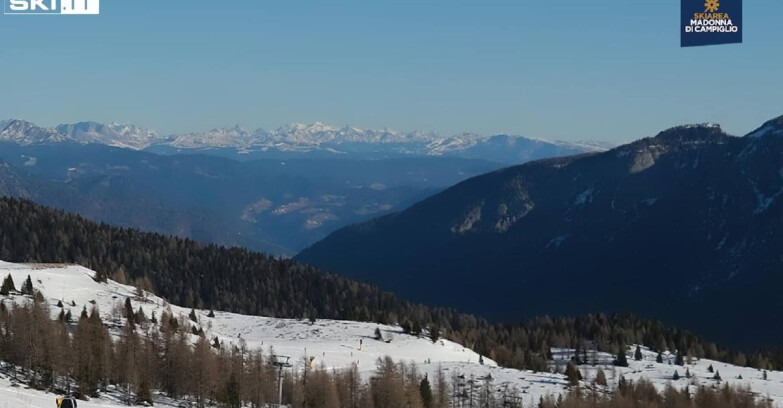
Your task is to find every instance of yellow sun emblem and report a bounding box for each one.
[704,0,720,12]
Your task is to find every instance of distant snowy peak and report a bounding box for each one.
[170,125,257,149]
[426,134,481,155]
[0,119,160,149]
[0,118,609,162]
[161,122,596,152]
[56,121,161,150]
[276,121,340,136]
[0,119,69,145]
[264,122,440,145]
[108,122,161,147]
[140,121,598,159]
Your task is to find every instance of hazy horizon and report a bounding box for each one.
[4,115,779,147]
[1,1,781,143]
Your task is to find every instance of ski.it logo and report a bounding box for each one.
[4,0,99,15]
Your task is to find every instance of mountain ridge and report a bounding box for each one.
[0,118,607,163]
[296,115,783,349]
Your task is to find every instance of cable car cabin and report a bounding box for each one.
[56,397,78,408]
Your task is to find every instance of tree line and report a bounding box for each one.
[540,378,772,408]
[0,197,775,372]
[0,292,454,408]
[0,293,773,408]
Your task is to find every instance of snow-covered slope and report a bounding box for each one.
[1,260,781,408]
[0,261,491,372]
[0,120,160,149]
[0,120,71,145]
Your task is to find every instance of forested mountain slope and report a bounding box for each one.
[297,116,783,349]
[0,197,766,370]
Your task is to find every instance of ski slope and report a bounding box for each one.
[1,261,782,407]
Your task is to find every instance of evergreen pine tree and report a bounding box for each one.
[708,364,714,373]
[169,315,179,330]
[207,309,215,318]
[656,351,663,364]
[223,371,241,408]
[429,325,440,343]
[419,375,433,408]
[714,370,721,381]
[136,307,147,324]
[0,274,15,295]
[412,320,422,336]
[565,361,580,386]
[618,375,628,392]
[675,350,684,366]
[20,275,34,295]
[685,367,691,378]
[614,344,629,367]
[673,370,680,380]
[634,345,643,361]
[124,297,135,328]
[401,320,412,334]
[189,308,198,323]
[763,370,768,380]
[93,269,108,283]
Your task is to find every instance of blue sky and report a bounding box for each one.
[0,0,781,143]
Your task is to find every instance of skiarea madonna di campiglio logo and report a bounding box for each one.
[681,0,742,47]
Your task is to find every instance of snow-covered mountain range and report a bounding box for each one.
[0,119,608,163]
[55,121,160,150]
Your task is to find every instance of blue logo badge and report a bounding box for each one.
[681,0,742,47]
